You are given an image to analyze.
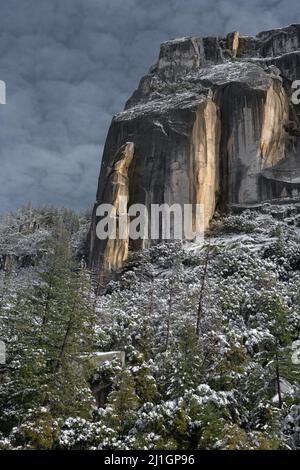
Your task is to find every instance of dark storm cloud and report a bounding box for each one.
[0,0,299,212]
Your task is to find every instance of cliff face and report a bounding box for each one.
[89,25,300,276]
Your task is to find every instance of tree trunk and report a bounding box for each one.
[275,338,283,408]
[196,241,210,337]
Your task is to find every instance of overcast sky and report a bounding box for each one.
[0,0,299,213]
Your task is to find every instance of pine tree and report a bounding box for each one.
[0,219,97,447]
[264,293,290,408]
[33,222,97,419]
[105,369,139,435]
[164,323,204,398]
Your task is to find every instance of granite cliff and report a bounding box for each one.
[89,24,300,278]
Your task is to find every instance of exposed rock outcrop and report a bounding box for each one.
[89,142,134,276]
[89,24,300,278]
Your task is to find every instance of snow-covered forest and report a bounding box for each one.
[0,204,299,449]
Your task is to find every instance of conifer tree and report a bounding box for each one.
[105,369,139,435]
[0,219,97,446]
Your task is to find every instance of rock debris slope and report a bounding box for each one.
[89,25,300,276]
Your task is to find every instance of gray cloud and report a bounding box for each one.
[0,0,298,212]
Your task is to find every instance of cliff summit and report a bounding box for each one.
[89,24,300,276]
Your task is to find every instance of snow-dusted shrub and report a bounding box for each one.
[59,416,113,450]
[218,211,259,234]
